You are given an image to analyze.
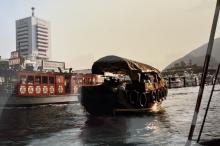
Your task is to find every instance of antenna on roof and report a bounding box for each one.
[31,7,35,17]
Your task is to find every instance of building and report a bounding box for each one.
[0,58,9,71]
[9,51,22,70]
[16,7,51,61]
[14,7,66,72]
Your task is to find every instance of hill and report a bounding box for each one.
[164,38,220,71]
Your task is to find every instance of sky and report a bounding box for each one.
[0,0,219,70]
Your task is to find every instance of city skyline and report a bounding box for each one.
[0,0,220,70]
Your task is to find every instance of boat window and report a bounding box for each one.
[82,78,86,84]
[171,77,175,81]
[148,74,154,83]
[42,76,48,84]
[83,78,85,85]
[142,74,150,83]
[92,78,96,84]
[89,78,92,84]
[20,75,26,84]
[85,78,90,84]
[153,74,159,82]
[27,75,34,84]
[49,77,54,84]
[86,78,89,84]
[78,78,82,85]
[35,76,41,84]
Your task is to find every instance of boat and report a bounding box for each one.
[182,71,199,87]
[80,55,168,115]
[168,74,184,88]
[0,70,81,106]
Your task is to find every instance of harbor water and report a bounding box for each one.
[0,85,220,146]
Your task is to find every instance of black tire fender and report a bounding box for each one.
[151,91,157,103]
[128,90,139,104]
[139,93,147,107]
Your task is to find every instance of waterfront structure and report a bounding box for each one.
[16,7,51,61]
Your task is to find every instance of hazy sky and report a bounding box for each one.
[0,0,219,70]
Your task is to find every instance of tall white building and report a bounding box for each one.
[16,8,51,61]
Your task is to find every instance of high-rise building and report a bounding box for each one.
[16,7,51,61]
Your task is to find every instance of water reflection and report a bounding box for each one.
[0,102,171,146]
[80,115,128,145]
[0,104,82,146]
[79,106,168,146]
[124,108,172,146]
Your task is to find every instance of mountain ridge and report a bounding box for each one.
[164,38,220,70]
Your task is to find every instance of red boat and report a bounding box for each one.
[0,70,100,106]
[71,74,104,94]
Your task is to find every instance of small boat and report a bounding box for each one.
[168,74,184,88]
[80,55,168,115]
[182,71,199,87]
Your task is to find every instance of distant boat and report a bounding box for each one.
[80,55,168,115]
[168,74,184,88]
[182,71,199,87]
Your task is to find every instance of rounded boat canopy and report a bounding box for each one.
[92,55,160,80]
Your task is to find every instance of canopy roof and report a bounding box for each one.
[92,55,160,80]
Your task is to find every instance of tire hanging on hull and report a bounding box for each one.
[156,90,161,102]
[128,90,139,105]
[151,91,157,103]
[138,93,147,108]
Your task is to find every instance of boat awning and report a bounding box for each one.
[92,55,160,80]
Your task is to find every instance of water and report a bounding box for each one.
[0,85,220,146]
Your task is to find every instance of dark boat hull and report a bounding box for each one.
[80,85,117,115]
[80,84,166,115]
